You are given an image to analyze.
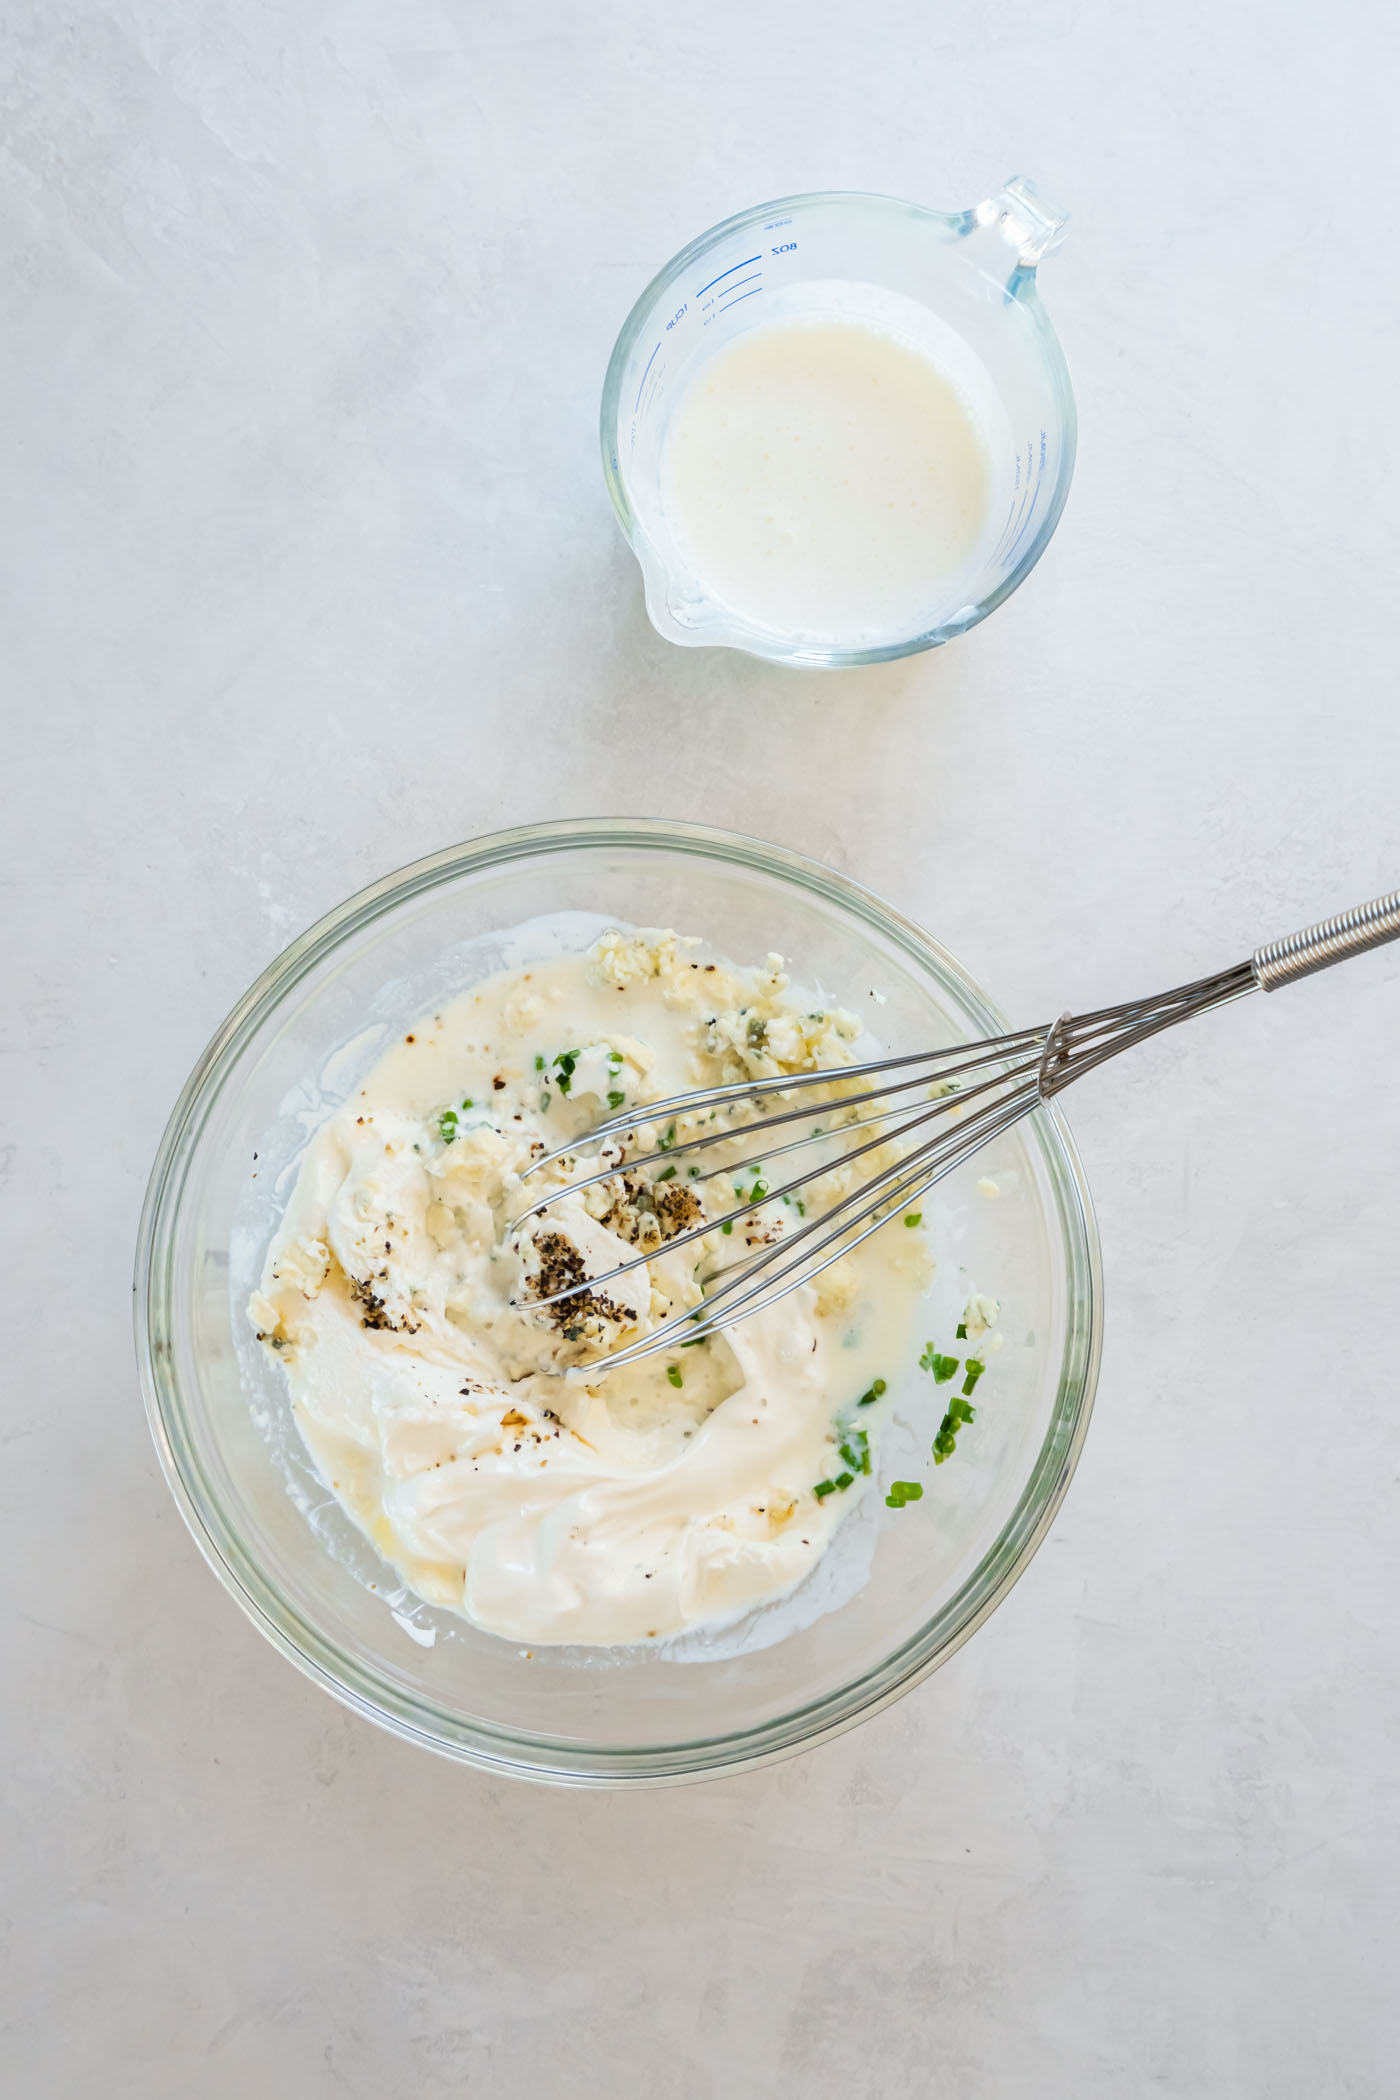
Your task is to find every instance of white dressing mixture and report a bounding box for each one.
[660,308,993,644]
[250,930,929,1647]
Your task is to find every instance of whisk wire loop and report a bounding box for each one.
[513,889,1397,1370]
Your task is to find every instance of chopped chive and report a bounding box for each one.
[540,1091,551,1111]
[720,1221,732,1235]
[437,1109,458,1143]
[839,1428,870,1475]
[607,1090,625,1110]
[749,1181,767,1203]
[956,1322,967,1340]
[656,1165,676,1182]
[919,1345,959,1382]
[679,1336,705,1348]
[933,1396,976,1464]
[461,1097,473,1111]
[833,1470,854,1491]
[904,1212,922,1227]
[667,1365,682,1388]
[857,1376,888,1407]
[961,1359,986,1397]
[795,1199,806,1217]
[534,1055,545,1071]
[813,1479,837,1499]
[886,1480,924,1508]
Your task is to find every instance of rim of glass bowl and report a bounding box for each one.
[598,188,1079,669]
[135,817,1102,1788]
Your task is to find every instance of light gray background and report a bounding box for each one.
[4,2,1398,2094]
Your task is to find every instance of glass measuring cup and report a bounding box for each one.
[600,177,1075,667]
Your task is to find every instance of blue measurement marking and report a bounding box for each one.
[996,431,1052,566]
[1009,468,1044,561]
[717,285,763,314]
[716,272,761,300]
[995,486,1031,566]
[993,444,1035,564]
[696,254,762,298]
[634,339,661,413]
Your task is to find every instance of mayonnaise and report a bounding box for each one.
[249,930,929,1646]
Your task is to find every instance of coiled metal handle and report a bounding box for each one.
[1253,888,1400,992]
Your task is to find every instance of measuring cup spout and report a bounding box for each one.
[631,530,717,649]
[967,175,1069,284]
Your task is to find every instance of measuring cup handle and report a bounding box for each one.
[969,175,1069,281]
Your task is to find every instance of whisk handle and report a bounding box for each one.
[1252,888,1400,992]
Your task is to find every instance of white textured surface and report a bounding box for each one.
[4,3,1399,2093]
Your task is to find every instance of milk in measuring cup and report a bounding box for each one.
[658,293,998,647]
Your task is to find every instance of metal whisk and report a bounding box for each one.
[516,888,1400,1371]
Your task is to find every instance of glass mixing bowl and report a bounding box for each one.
[136,820,1101,1786]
